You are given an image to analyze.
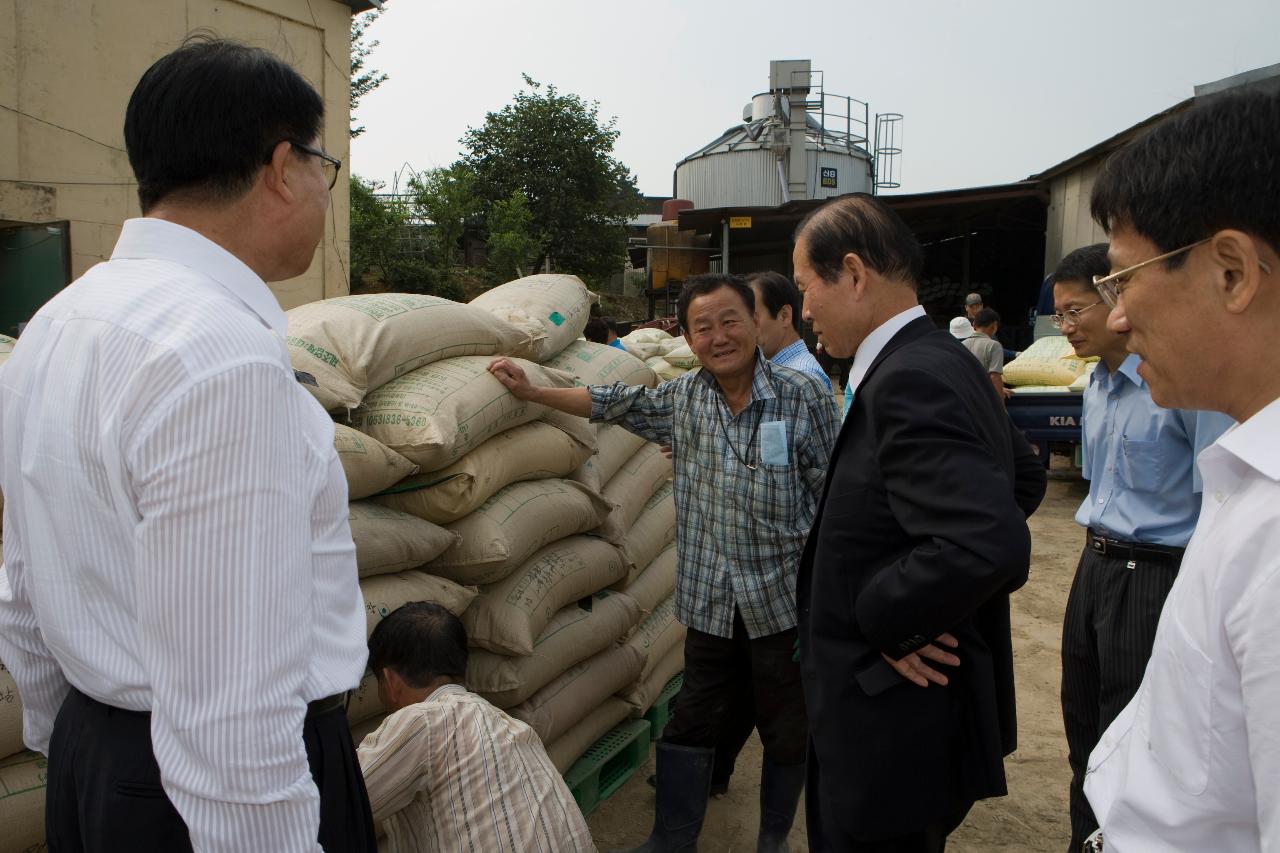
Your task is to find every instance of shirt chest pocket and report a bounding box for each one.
[1119,438,1170,493]
[1143,619,1214,795]
[745,463,798,528]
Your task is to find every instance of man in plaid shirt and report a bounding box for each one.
[490,273,839,853]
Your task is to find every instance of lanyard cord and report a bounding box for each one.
[716,397,761,470]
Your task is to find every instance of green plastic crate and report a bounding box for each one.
[642,672,683,741]
[564,719,652,816]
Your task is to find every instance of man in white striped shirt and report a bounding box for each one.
[0,39,374,851]
[358,603,594,852]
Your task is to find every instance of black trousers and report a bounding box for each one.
[46,689,377,853]
[663,610,807,768]
[1060,544,1181,852]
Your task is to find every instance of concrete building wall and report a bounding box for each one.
[0,0,353,309]
[1042,159,1109,274]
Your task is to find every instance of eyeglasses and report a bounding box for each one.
[289,140,342,190]
[1092,237,1274,307]
[1049,300,1104,329]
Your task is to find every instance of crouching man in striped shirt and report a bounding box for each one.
[490,273,840,853]
[358,602,594,852]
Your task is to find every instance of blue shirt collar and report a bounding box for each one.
[1093,352,1145,390]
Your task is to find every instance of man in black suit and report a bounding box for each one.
[791,194,1046,852]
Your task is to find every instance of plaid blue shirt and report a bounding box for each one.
[590,352,839,638]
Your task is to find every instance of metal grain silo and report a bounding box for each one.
[674,60,898,209]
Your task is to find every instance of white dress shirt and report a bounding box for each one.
[845,304,927,405]
[1085,396,1280,852]
[0,218,368,852]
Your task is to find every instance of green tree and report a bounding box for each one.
[460,76,643,284]
[350,11,388,138]
[486,191,540,280]
[349,175,457,298]
[409,165,481,269]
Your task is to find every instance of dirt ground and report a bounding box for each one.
[588,472,1090,852]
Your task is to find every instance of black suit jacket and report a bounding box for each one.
[797,315,1046,842]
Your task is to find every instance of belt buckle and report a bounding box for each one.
[1090,535,1106,555]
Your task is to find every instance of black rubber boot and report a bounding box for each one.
[613,742,714,853]
[756,757,806,853]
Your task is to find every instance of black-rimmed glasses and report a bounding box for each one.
[289,140,342,190]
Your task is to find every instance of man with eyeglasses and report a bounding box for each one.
[1048,244,1232,853]
[0,39,371,852]
[1079,89,1280,853]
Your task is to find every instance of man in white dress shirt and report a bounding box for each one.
[1082,88,1280,852]
[0,39,374,851]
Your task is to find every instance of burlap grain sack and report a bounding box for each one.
[286,294,529,411]
[1003,335,1090,388]
[464,536,627,656]
[349,356,573,471]
[569,424,647,494]
[619,643,685,714]
[334,423,418,500]
[347,670,384,725]
[0,750,46,852]
[542,340,657,389]
[470,274,594,362]
[596,443,674,545]
[627,595,686,682]
[618,481,676,580]
[621,327,672,346]
[428,479,611,586]
[506,643,643,743]
[545,697,633,773]
[361,571,477,639]
[622,341,664,362]
[617,543,677,613]
[645,356,686,383]
[468,590,640,708]
[348,502,459,579]
[663,342,701,369]
[0,660,22,758]
[375,413,594,524]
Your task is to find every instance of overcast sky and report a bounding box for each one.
[349,0,1278,198]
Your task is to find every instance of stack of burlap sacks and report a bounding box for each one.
[621,327,699,383]
[287,276,684,772]
[0,277,687,850]
[0,333,46,853]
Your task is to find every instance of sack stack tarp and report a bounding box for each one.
[469,274,595,363]
[286,293,530,412]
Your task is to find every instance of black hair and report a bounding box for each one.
[676,273,755,332]
[973,307,1001,327]
[367,602,468,689]
[794,193,924,289]
[124,36,325,212]
[1090,89,1280,268]
[1052,243,1110,291]
[746,271,803,334]
[583,317,609,344]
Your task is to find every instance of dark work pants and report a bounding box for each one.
[46,689,377,853]
[1060,544,1180,852]
[710,685,756,789]
[663,610,807,768]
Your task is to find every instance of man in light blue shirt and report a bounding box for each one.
[748,271,832,390]
[1051,244,1233,852]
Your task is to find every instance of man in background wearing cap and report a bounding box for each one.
[963,292,985,321]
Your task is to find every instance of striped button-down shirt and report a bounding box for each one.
[0,218,368,852]
[772,338,832,391]
[357,684,594,853]
[591,352,839,638]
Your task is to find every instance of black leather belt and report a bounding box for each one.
[1087,528,1186,562]
[306,692,349,718]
